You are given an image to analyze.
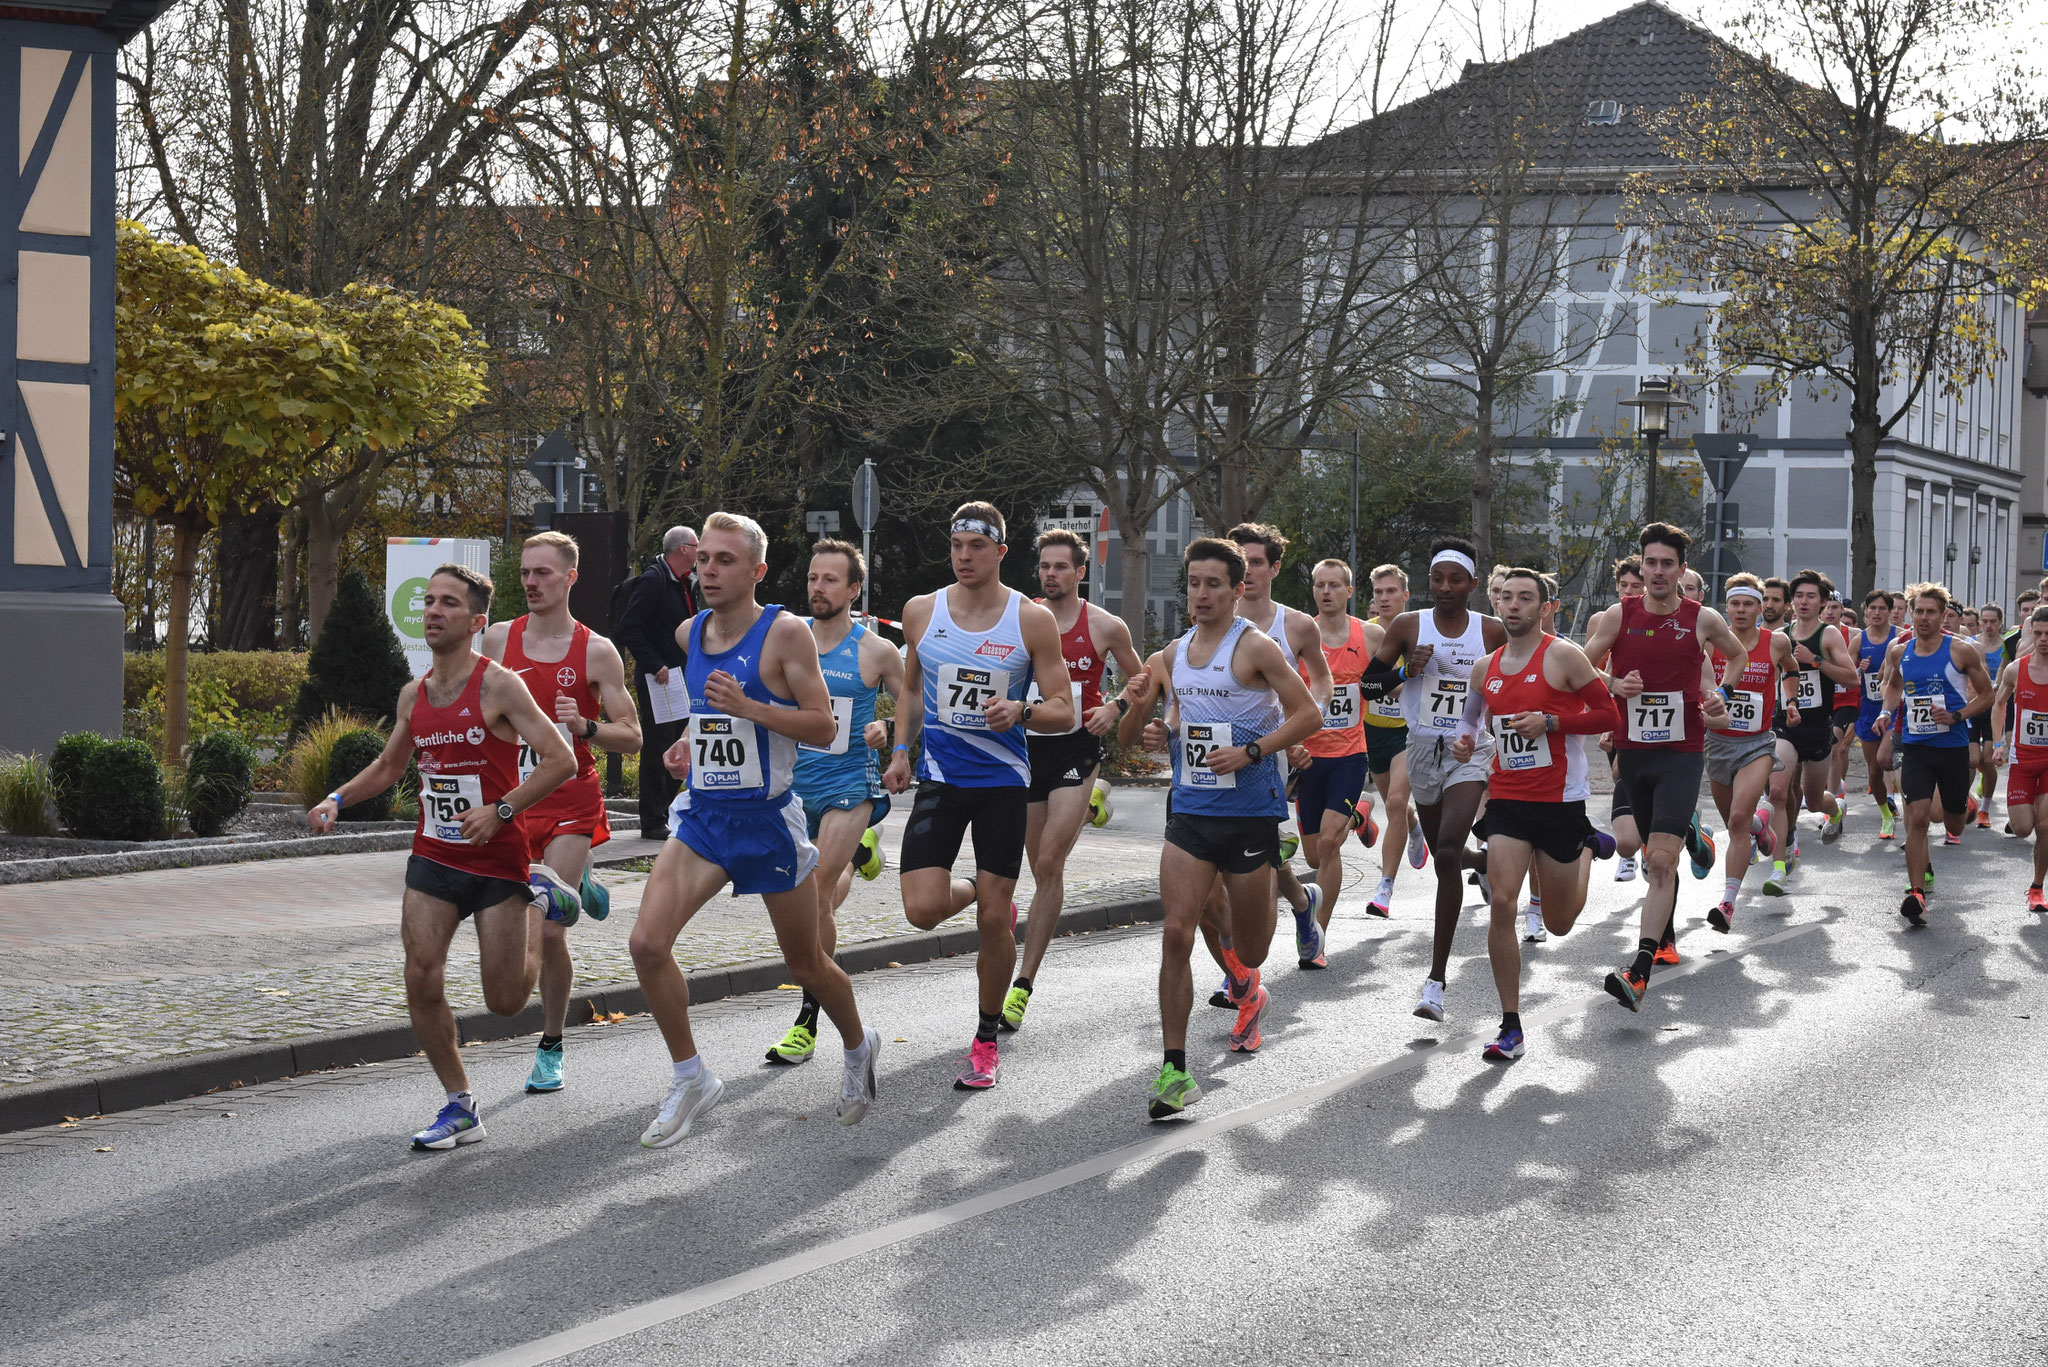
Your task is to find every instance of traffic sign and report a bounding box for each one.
[806,510,841,535]
[1691,433,1755,498]
[852,460,877,533]
[1700,544,1741,581]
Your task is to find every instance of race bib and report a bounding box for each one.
[1862,670,1884,703]
[1420,677,1467,733]
[420,773,483,842]
[1179,721,1236,790]
[1026,680,1085,735]
[936,663,1010,731]
[1492,718,1551,771]
[1722,689,1765,734]
[2022,709,2048,747]
[1794,669,1823,710]
[1367,691,1404,720]
[1904,690,1942,737]
[689,713,764,792]
[517,722,575,782]
[798,696,855,755]
[1322,683,1360,731]
[1627,690,1685,744]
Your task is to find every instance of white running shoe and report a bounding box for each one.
[1406,818,1428,870]
[1413,977,1445,1022]
[838,1028,880,1126]
[1523,906,1548,942]
[640,1067,725,1149]
[1614,856,1639,882]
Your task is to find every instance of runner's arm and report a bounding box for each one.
[1087,610,1145,737]
[1548,640,1623,733]
[582,636,643,755]
[1580,603,1622,676]
[492,663,578,812]
[1695,606,1751,694]
[728,613,839,747]
[992,601,1074,734]
[308,684,419,830]
[1115,648,1168,750]
[1358,615,1412,699]
[1818,628,1859,686]
[1243,633,1322,760]
[1291,613,1333,708]
[884,599,930,790]
[1452,657,1491,743]
[478,621,509,661]
[860,630,907,750]
[1955,641,1995,722]
[1991,661,2016,747]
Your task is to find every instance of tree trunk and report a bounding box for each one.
[1470,385,1497,608]
[164,519,202,763]
[304,496,342,645]
[279,509,305,649]
[1849,414,1879,600]
[214,505,281,649]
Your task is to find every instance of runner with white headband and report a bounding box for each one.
[1698,573,1789,931]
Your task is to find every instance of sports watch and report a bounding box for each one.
[495,800,516,823]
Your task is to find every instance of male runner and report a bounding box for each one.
[1970,603,2006,825]
[1764,570,1854,887]
[766,538,904,1064]
[1991,606,2048,909]
[308,564,579,1149]
[1852,589,1902,839]
[1359,536,1507,1023]
[1877,583,1993,926]
[482,532,643,1095]
[1943,601,1964,636]
[1760,577,1790,631]
[1007,528,1141,1029]
[1581,523,1746,1011]
[1700,574,1789,931]
[1227,523,1337,961]
[885,502,1074,1090]
[630,512,882,1146]
[2006,592,2039,661]
[1448,568,1619,1060]
[1117,537,1320,1118]
[1679,568,1704,601]
[1290,558,1375,966]
[1605,556,1646,884]
[1363,564,1429,916]
[1826,596,1862,800]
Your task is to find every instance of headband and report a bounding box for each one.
[1725,585,1762,602]
[950,517,1005,544]
[1431,549,1476,575]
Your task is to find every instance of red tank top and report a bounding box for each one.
[1041,601,1106,714]
[503,616,603,822]
[2014,654,2048,762]
[1610,595,1707,753]
[1483,635,1589,801]
[410,656,529,882]
[1304,616,1369,758]
[1709,633,1778,737]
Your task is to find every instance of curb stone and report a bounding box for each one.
[0,828,414,885]
[0,894,1165,1134]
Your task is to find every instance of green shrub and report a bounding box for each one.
[126,651,308,712]
[328,728,394,821]
[0,752,58,836]
[288,709,376,809]
[73,738,166,841]
[184,732,256,837]
[296,570,412,732]
[50,731,107,833]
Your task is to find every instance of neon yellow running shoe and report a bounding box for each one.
[1878,803,1897,841]
[1000,984,1031,1032]
[1088,779,1113,829]
[1279,832,1300,863]
[1146,1062,1203,1120]
[765,1022,816,1065]
[855,827,885,881]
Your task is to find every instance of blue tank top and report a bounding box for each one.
[917,588,1032,787]
[793,620,882,800]
[1897,634,1969,749]
[1855,628,1893,714]
[681,605,799,803]
[1168,618,1286,818]
[1981,636,2005,682]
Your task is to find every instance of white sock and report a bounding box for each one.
[1527,894,1542,914]
[672,1056,704,1082]
[447,1090,474,1110]
[1376,875,1395,898]
[844,1035,871,1066]
[1723,877,1742,902]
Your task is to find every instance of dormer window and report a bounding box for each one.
[1585,99,1623,125]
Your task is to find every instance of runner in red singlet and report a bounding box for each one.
[1286,558,1377,968]
[1449,568,1618,1061]
[308,563,579,1150]
[482,531,641,1096]
[1991,604,2048,909]
[1699,574,1792,932]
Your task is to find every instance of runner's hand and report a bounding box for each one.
[1509,710,1545,740]
[1121,667,1151,703]
[863,720,889,750]
[1405,643,1435,675]
[702,669,751,718]
[554,695,585,729]
[883,752,912,793]
[984,698,1024,731]
[1994,741,2009,764]
[1451,734,1474,764]
[663,734,693,780]
[1084,703,1120,737]
[1613,669,1645,699]
[1929,704,1955,726]
[1783,705,1801,728]
[1143,720,1170,751]
[1207,745,1251,775]
[308,798,339,833]
[1701,691,1729,728]
[1794,643,1818,667]
[459,805,503,845]
[1287,744,1311,770]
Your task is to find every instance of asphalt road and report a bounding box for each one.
[4,800,2045,1367]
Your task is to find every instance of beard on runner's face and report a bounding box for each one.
[808,591,846,620]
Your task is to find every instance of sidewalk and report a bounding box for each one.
[0,791,1165,1090]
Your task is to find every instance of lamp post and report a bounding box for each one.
[1619,376,1694,524]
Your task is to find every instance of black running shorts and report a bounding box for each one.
[899,781,1029,880]
[1164,811,1281,875]
[1900,744,1971,814]
[404,855,531,920]
[1615,749,1706,839]
[1026,730,1103,802]
[1481,797,1596,867]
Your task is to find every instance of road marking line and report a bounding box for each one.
[456,919,1826,1367]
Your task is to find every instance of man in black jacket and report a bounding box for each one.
[614,526,698,837]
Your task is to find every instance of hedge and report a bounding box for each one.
[125,651,309,713]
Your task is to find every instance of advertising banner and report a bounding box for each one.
[386,538,492,677]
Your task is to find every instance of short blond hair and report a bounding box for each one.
[522,530,579,569]
[1909,581,1951,612]
[703,510,769,564]
[1369,564,1407,590]
[1312,558,1353,585]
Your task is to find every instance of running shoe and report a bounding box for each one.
[1821,808,1845,844]
[525,1042,564,1092]
[1685,817,1716,880]
[1603,966,1648,1012]
[579,869,611,922]
[1297,917,1327,970]
[1788,835,1802,872]
[1229,984,1269,1052]
[1303,883,1325,929]
[1751,805,1777,858]
[529,863,581,927]
[1351,801,1380,849]
[1615,856,1639,883]
[855,827,885,880]
[1976,808,1992,830]
[1523,906,1548,943]
[954,1038,1000,1090]
[411,1099,485,1150]
[1209,973,1234,1009]
[1482,1028,1526,1062]
[1366,876,1394,919]
[1708,899,1736,933]
[999,984,1031,1031]
[1923,866,1936,891]
[2028,886,2047,914]
[1899,889,1927,927]
[1474,868,1492,907]
[1413,977,1446,1022]
[1585,830,1618,860]
[1147,1062,1203,1120]
[1763,861,1788,896]
[1654,937,1681,967]
[1088,779,1113,829]
[1836,780,1848,802]
[1966,795,1981,824]
[1278,832,1300,863]
[1407,818,1428,869]
[1879,804,1897,841]
[837,1028,880,1126]
[1943,831,1964,847]
[641,1068,724,1148]
[766,1021,817,1064]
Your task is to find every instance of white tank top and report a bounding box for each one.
[1243,600,1300,670]
[1403,608,1489,736]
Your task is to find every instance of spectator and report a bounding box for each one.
[614,525,698,838]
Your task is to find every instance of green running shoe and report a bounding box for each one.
[765,1022,817,1065]
[855,827,885,881]
[1088,779,1113,829]
[1146,1062,1203,1120]
[1763,861,1788,896]
[579,868,611,922]
[1279,832,1300,863]
[1878,803,1897,841]
[1000,984,1031,1032]
[1922,865,1935,892]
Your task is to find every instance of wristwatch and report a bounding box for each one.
[1115,695,1131,716]
[1245,740,1265,762]
[583,717,599,740]
[1021,703,1034,725]
[495,800,516,823]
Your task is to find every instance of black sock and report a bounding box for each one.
[1164,1049,1186,1071]
[1013,975,1033,993]
[538,1034,562,1051]
[795,991,820,1031]
[1501,1012,1521,1033]
[1660,920,1676,948]
[976,1010,1000,1043]
[1631,937,1659,977]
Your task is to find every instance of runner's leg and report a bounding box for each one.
[536,832,593,1039]
[627,839,735,1064]
[810,804,875,959]
[1485,838,1533,1015]
[763,873,865,1046]
[1160,844,1219,1054]
[1019,777,1096,981]
[400,890,470,1095]
[472,892,541,1017]
[1425,782,1485,983]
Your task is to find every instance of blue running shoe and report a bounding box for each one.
[411,1099,485,1150]
[1482,1028,1525,1062]
[1685,816,1716,880]
[1298,916,1327,970]
[530,863,581,926]
[579,869,610,922]
[525,1042,564,1093]
[1585,830,1617,860]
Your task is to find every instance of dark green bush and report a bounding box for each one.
[184,731,256,837]
[73,738,165,841]
[328,727,394,822]
[50,730,107,834]
[295,570,413,734]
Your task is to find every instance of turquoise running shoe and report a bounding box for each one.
[525,1042,564,1093]
[579,869,610,922]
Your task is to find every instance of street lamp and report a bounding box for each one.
[1619,376,1694,523]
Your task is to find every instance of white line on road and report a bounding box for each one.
[455,918,1828,1367]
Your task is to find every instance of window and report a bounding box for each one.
[1585,100,1623,125]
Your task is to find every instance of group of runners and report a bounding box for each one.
[318,502,2043,1146]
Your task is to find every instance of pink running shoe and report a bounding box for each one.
[1009,900,1018,933]
[1751,805,1776,858]
[1230,983,1269,1052]
[954,1037,999,1090]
